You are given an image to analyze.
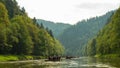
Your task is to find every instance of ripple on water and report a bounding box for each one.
[0,58,119,68]
[67,61,79,67]
[81,63,117,68]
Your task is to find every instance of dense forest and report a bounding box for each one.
[1,0,119,59]
[0,0,64,56]
[86,7,120,57]
[37,19,71,38]
[39,11,114,56]
[58,11,114,56]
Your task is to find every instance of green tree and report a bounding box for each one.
[11,16,33,55]
[86,39,96,56]
[93,7,120,56]
[0,1,64,57]
[0,2,9,25]
[0,2,11,54]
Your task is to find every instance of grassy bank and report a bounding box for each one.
[0,55,46,61]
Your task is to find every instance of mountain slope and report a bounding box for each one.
[37,19,71,38]
[0,0,64,56]
[58,11,114,56]
[87,8,120,57]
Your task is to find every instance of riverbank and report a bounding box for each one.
[0,55,45,61]
[95,54,120,58]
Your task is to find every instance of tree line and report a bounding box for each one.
[58,11,114,56]
[0,0,64,56]
[86,7,120,57]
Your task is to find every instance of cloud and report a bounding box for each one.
[16,0,120,24]
[76,3,118,10]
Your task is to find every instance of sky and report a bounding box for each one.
[16,0,120,24]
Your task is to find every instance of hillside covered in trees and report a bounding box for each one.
[86,7,120,57]
[0,0,64,57]
[38,11,114,56]
[58,11,114,56]
[37,19,71,38]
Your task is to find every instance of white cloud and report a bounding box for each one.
[16,0,120,24]
[76,3,115,9]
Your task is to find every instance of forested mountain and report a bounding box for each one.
[58,11,114,56]
[0,0,64,56]
[86,7,120,57]
[37,19,71,38]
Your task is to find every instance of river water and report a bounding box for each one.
[0,57,120,68]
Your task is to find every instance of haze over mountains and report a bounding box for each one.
[0,0,120,62]
[37,10,114,56]
[37,19,71,38]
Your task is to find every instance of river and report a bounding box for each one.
[0,57,120,68]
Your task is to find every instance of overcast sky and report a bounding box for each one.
[16,0,120,24]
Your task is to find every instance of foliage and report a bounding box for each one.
[58,11,114,56]
[0,2,9,25]
[36,11,114,56]
[86,7,120,57]
[0,1,64,57]
[37,19,71,38]
[0,0,23,18]
[86,39,96,56]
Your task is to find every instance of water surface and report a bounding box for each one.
[0,57,120,68]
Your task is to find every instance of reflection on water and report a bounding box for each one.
[0,57,120,68]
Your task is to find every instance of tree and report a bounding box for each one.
[21,7,25,14]
[93,7,120,56]
[0,1,65,56]
[11,16,33,55]
[33,17,37,23]
[0,2,9,25]
[87,39,96,56]
[3,0,21,18]
[48,30,54,38]
[0,2,11,54]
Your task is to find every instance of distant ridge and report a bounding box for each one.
[37,10,114,56]
[37,19,71,38]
